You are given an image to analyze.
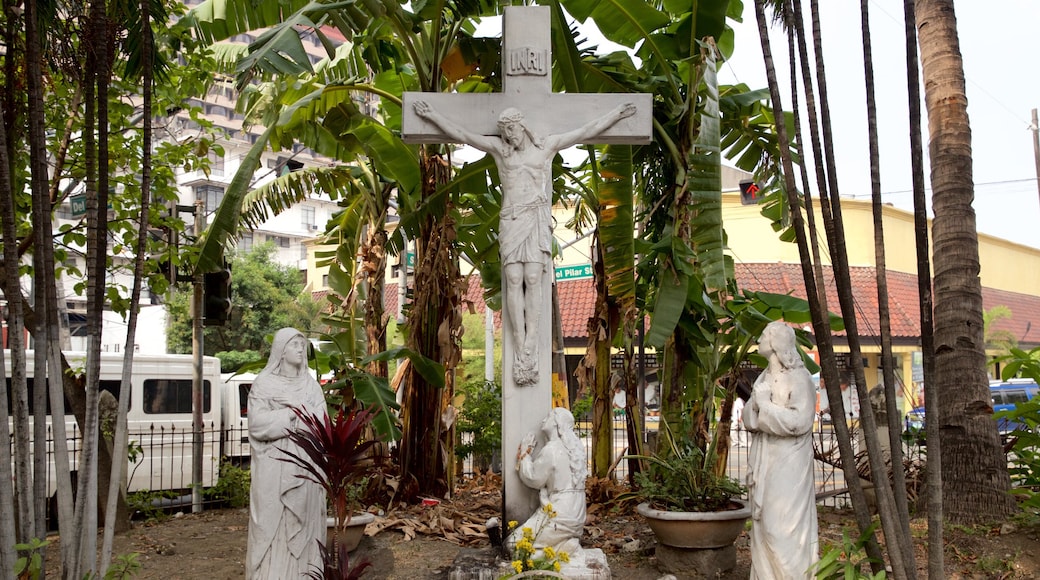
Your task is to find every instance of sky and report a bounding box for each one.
[718,0,1040,249]
[472,1,1040,248]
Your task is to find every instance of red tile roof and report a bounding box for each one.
[325,263,1040,347]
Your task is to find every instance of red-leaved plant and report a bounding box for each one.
[279,406,380,578]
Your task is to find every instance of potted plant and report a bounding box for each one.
[281,406,381,577]
[629,421,750,549]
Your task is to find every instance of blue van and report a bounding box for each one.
[903,379,1038,440]
[991,379,1039,436]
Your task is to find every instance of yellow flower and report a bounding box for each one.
[517,538,534,553]
[559,551,570,564]
[543,547,556,560]
[511,560,523,573]
[543,502,554,514]
[508,520,518,530]
[526,559,534,569]
[522,527,534,539]
[553,561,561,572]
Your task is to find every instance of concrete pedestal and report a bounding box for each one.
[656,544,736,579]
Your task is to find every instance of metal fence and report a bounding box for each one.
[9,421,253,522]
[20,418,930,516]
[560,416,928,509]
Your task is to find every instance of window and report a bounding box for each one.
[239,232,253,252]
[194,185,224,213]
[6,378,126,416]
[1004,390,1029,405]
[301,206,315,229]
[322,274,329,287]
[275,235,290,248]
[238,383,252,418]
[208,150,224,177]
[299,244,308,261]
[55,203,74,220]
[143,379,211,414]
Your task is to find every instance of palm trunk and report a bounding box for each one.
[901,0,942,574]
[915,0,1015,524]
[858,0,917,574]
[755,0,886,570]
[802,0,910,574]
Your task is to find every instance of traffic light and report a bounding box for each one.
[203,268,232,326]
[739,180,761,206]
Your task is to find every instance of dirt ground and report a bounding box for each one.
[43,479,1040,579]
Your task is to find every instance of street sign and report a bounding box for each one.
[70,195,86,217]
[554,264,593,281]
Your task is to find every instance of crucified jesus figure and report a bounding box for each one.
[414,100,636,385]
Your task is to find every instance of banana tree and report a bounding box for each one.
[554,0,823,470]
[183,0,503,500]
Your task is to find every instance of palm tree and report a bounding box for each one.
[914,0,1015,523]
[900,0,940,572]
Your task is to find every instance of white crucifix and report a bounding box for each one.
[401,5,651,526]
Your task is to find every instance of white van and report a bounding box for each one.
[219,371,255,464]
[4,350,223,495]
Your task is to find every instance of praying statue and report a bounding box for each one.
[247,328,327,579]
[508,407,588,557]
[413,100,636,386]
[743,321,819,578]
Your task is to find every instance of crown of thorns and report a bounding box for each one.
[497,108,525,127]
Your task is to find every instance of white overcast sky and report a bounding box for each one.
[473,1,1040,248]
[719,0,1040,249]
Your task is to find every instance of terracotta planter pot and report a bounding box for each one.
[325,512,375,552]
[636,500,750,549]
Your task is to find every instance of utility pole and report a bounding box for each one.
[1032,109,1040,208]
[191,201,204,513]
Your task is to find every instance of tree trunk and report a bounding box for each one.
[25,0,53,546]
[755,0,886,571]
[858,0,917,573]
[398,150,462,501]
[0,69,23,576]
[102,0,155,566]
[915,0,1016,523]
[902,0,943,574]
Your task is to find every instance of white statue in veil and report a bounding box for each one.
[246,328,327,579]
[743,321,819,578]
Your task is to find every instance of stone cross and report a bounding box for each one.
[401,5,651,526]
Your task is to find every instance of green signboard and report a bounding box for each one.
[70,195,87,217]
[554,264,592,281]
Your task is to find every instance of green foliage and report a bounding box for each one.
[204,461,251,508]
[455,380,502,467]
[996,347,1040,512]
[215,350,262,373]
[323,366,402,442]
[102,553,142,580]
[629,438,745,512]
[126,489,179,523]
[571,393,593,422]
[812,523,887,579]
[14,537,49,580]
[167,242,326,356]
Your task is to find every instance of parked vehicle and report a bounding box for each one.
[903,379,1039,441]
[5,350,230,495]
[220,371,255,465]
[991,379,1039,435]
